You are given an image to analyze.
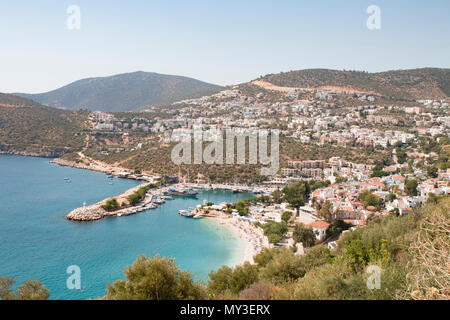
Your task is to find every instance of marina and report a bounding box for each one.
[0,155,257,300]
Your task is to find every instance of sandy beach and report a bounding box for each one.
[208,214,269,265]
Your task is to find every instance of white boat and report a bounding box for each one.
[144,203,157,210]
[178,209,194,217]
[193,214,204,219]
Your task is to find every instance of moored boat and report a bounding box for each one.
[166,188,198,198]
[178,209,194,217]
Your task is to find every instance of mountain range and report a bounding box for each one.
[5,68,450,114]
[13,71,222,112]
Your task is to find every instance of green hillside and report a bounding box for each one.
[0,92,42,107]
[0,95,87,156]
[14,71,222,112]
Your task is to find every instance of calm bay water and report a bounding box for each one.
[0,155,252,300]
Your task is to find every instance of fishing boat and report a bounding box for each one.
[64,177,71,181]
[166,188,198,198]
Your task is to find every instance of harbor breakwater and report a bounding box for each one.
[65,183,153,221]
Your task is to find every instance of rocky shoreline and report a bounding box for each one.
[50,157,119,175]
[0,150,61,158]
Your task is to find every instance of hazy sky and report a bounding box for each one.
[1,0,449,93]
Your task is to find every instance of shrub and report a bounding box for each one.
[102,198,119,211]
[103,255,206,300]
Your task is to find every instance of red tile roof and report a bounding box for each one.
[308,221,330,228]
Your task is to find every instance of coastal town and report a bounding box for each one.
[54,82,449,265]
[1,0,449,304]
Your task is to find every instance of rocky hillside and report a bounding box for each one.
[257,68,450,100]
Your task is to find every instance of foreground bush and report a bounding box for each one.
[103,255,206,300]
[0,276,49,300]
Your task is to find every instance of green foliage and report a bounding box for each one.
[253,248,275,267]
[335,175,348,183]
[318,201,333,222]
[310,180,331,191]
[103,255,206,300]
[388,192,397,202]
[229,263,259,295]
[426,166,438,178]
[0,105,87,156]
[270,189,283,204]
[0,276,49,300]
[282,182,310,210]
[293,223,316,247]
[263,221,288,244]
[127,185,151,206]
[281,211,292,223]
[102,198,119,211]
[208,263,258,296]
[371,164,389,178]
[260,247,332,285]
[235,200,248,216]
[359,190,382,210]
[326,220,352,238]
[207,266,233,296]
[396,148,407,164]
[405,179,419,196]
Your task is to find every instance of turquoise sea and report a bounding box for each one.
[0,155,253,300]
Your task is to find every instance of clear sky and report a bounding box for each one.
[1,0,449,93]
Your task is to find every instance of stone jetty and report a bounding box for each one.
[66,204,105,221]
[66,183,154,221]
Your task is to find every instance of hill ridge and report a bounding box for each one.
[14,71,222,112]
